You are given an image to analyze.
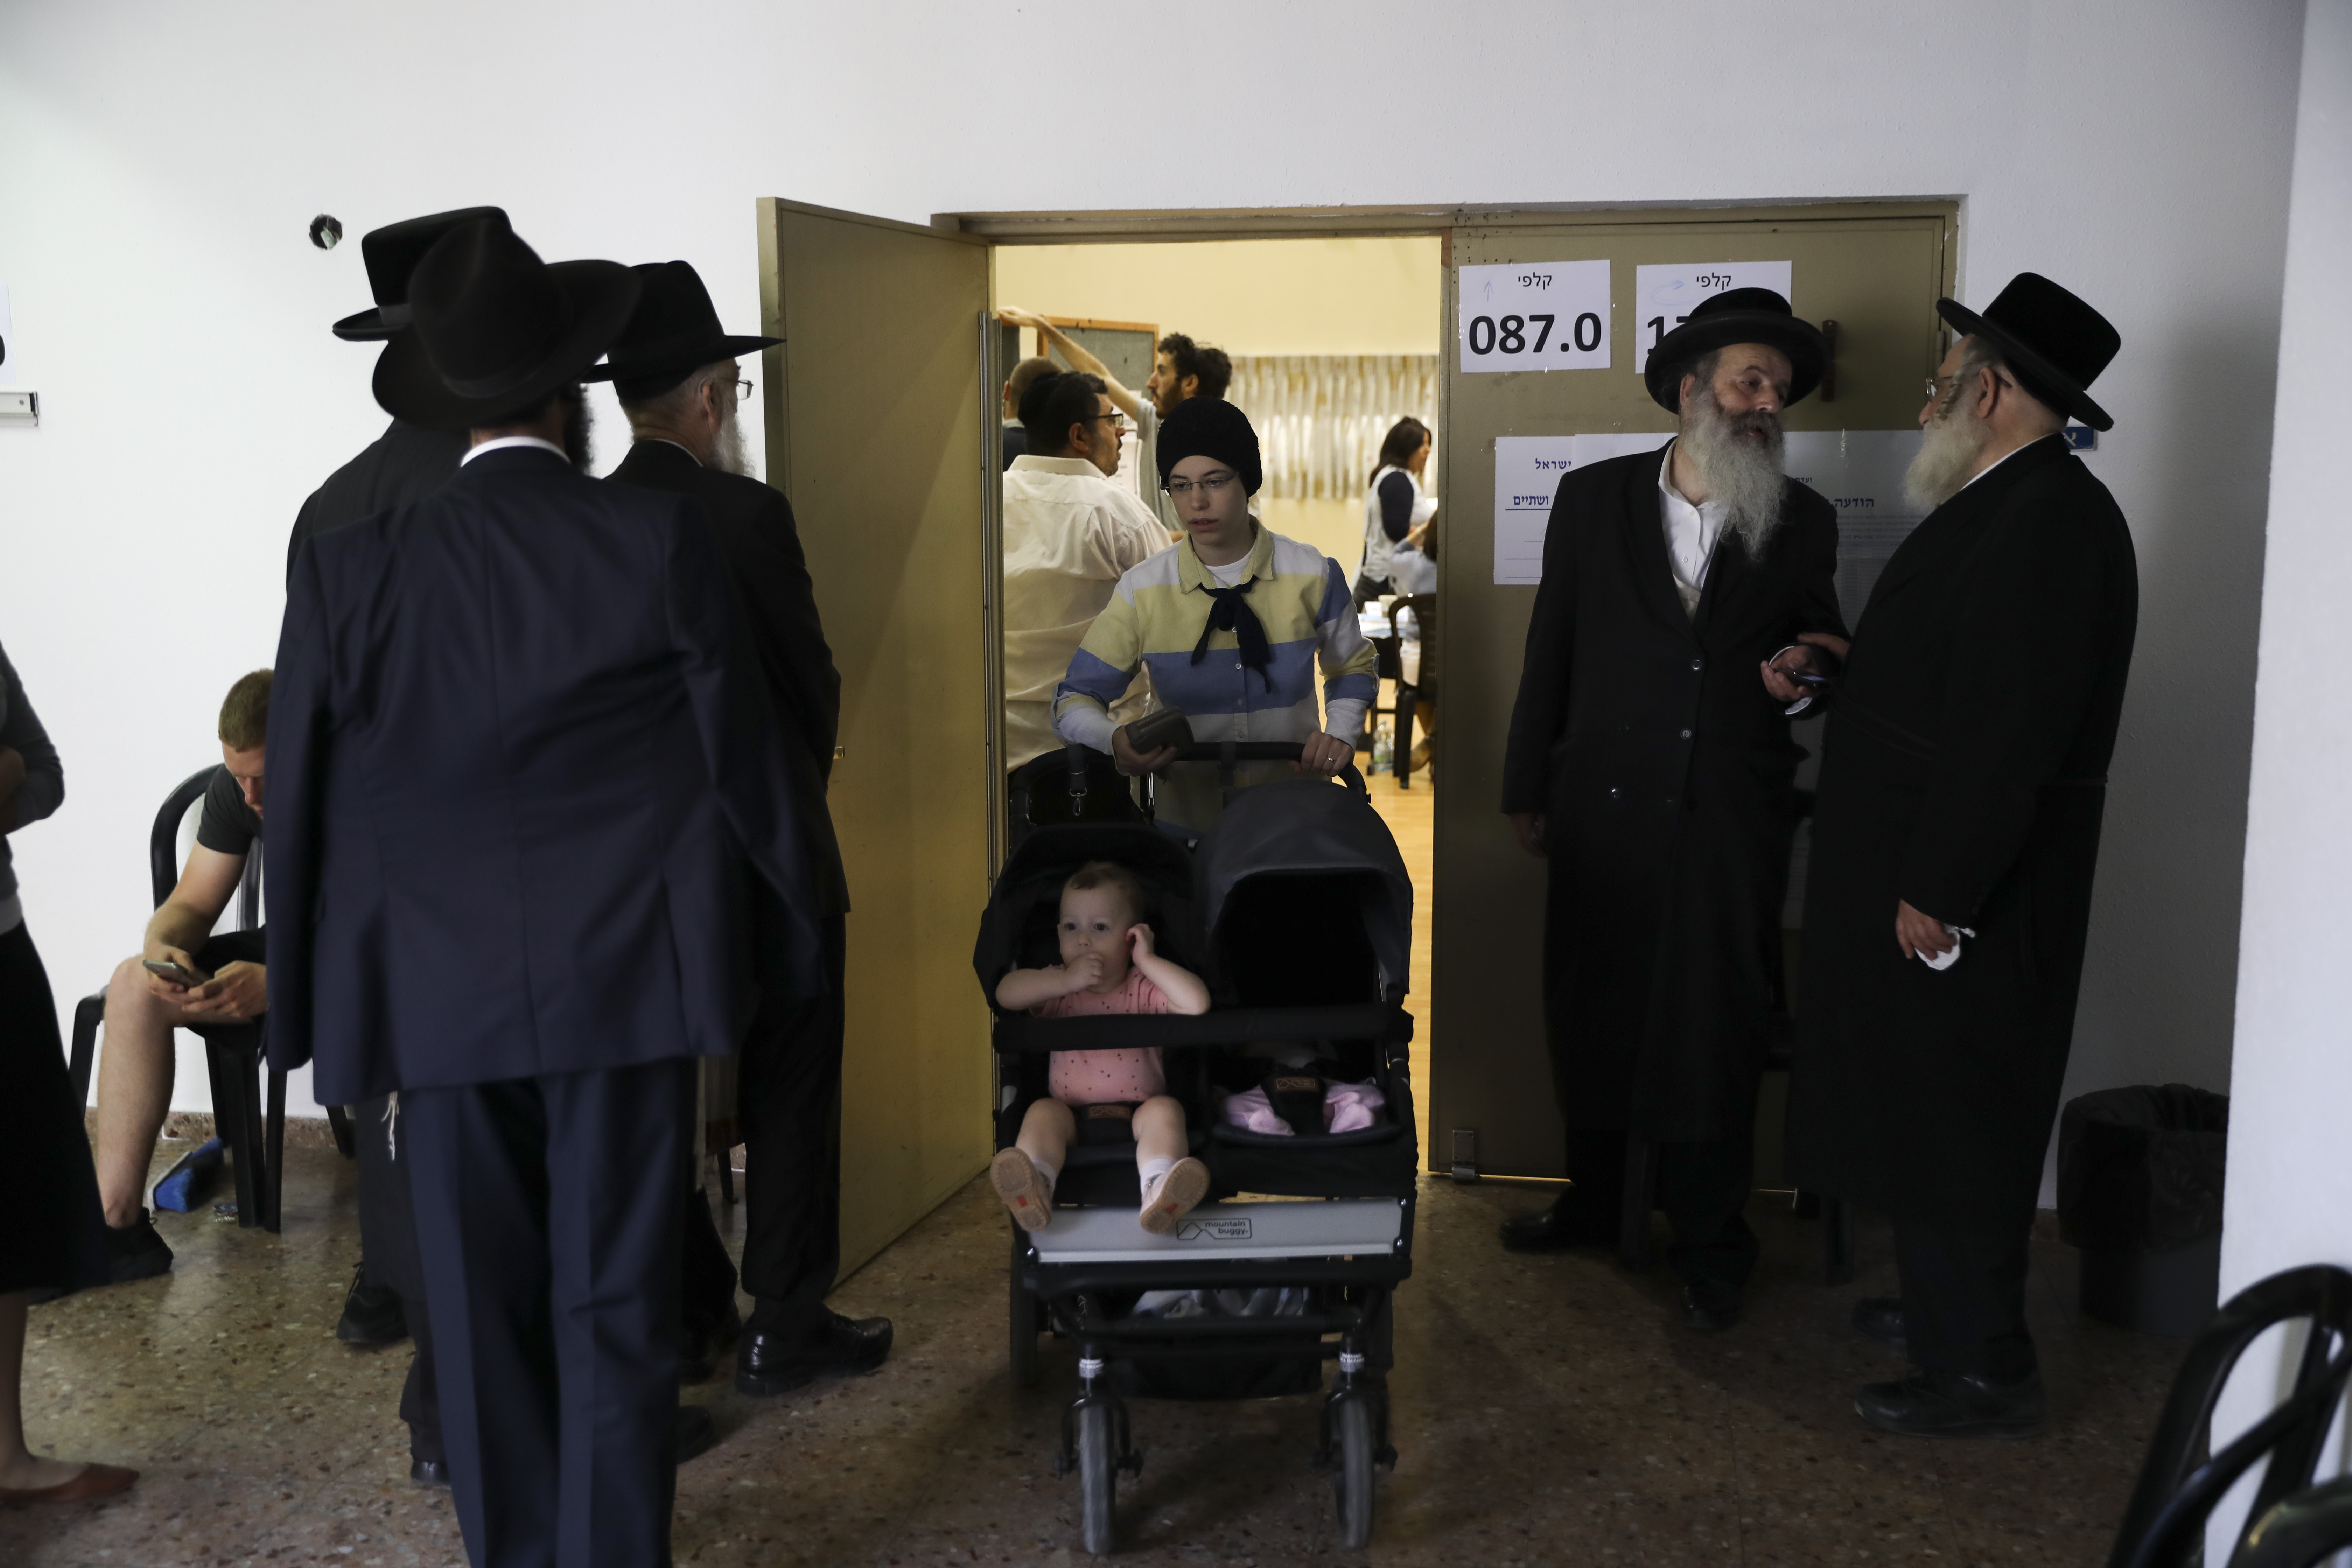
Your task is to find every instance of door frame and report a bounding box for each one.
[932,198,1962,1179]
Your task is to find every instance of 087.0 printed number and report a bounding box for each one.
[1467,311,1603,357]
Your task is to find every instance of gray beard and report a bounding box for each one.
[1903,399,1990,511]
[1681,388,1788,556]
[711,404,752,477]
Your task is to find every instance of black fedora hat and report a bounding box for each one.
[581,261,779,399]
[1937,272,2119,432]
[332,206,508,341]
[372,216,640,430]
[1643,288,1828,413]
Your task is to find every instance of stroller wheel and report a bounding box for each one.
[1333,1395,1375,1548]
[1078,1401,1117,1555]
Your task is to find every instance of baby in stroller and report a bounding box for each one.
[989,860,1214,1235]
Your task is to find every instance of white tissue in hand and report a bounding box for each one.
[1918,925,1977,971]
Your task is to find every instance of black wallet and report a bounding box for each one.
[1125,707,1194,754]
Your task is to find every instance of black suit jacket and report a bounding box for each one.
[266,446,822,1102]
[606,439,848,916]
[1790,434,2138,1231]
[286,420,469,583]
[1500,441,1846,1138]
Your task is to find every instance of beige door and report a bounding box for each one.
[757,198,999,1274]
[1429,204,1956,1179]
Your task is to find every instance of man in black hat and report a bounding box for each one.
[1496,289,1847,1332]
[283,206,498,1490]
[589,260,890,1398]
[1785,273,2137,1437]
[267,215,823,1567]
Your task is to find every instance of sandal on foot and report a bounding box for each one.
[991,1148,1054,1232]
[1139,1157,1210,1235]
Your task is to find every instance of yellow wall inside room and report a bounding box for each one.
[992,237,1442,357]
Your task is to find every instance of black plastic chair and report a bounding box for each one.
[64,766,346,1233]
[2105,1264,2352,1568]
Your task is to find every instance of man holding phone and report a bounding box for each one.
[88,670,274,1283]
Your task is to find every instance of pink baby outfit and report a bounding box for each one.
[1032,967,1173,1104]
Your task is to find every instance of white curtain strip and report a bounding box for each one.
[1225,355,1440,503]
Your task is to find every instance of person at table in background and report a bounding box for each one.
[594,258,889,1399]
[999,353,1058,471]
[289,205,488,1488]
[0,639,139,1506]
[86,670,276,1286]
[1785,275,2136,1440]
[268,215,825,1567]
[1354,416,1436,607]
[1002,369,1168,816]
[997,308,1232,537]
[1496,289,1846,1335]
[1054,397,1374,842]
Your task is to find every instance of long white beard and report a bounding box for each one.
[711,402,752,478]
[1904,398,1990,511]
[1681,387,1788,556]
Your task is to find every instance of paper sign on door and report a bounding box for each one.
[1457,261,1611,374]
[1630,262,1793,373]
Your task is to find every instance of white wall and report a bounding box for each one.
[0,1,2304,1130]
[2208,1,2352,1554]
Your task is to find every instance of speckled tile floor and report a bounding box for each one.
[7,1142,2186,1567]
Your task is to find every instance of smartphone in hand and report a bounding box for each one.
[143,958,208,987]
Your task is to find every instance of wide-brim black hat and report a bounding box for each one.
[373,216,639,430]
[1937,272,2119,432]
[1642,287,1827,413]
[332,206,509,341]
[581,260,778,398]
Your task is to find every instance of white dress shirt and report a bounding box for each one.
[1001,453,1170,768]
[1658,442,1724,617]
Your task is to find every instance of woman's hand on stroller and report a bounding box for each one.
[1113,723,1180,777]
[1294,732,1352,777]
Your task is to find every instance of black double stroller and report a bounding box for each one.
[976,743,1420,1554]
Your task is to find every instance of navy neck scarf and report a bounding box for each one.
[1191,573,1274,692]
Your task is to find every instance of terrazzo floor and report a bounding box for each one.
[9,1140,2186,1567]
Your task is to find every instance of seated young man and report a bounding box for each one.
[89,670,274,1281]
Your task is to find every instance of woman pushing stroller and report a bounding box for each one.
[1049,397,1377,843]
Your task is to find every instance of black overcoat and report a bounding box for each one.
[1787,435,2138,1233]
[1502,442,1845,1142]
[608,439,849,918]
[286,419,468,583]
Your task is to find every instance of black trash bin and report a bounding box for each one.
[2057,1084,2228,1336]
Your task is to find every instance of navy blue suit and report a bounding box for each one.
[267,443,822,1567]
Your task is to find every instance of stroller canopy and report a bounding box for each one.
[1193,776,1414,1006]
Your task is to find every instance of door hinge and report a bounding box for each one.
[1450,1128,1479,1184]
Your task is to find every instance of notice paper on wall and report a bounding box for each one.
[1457,261,1611,374]
[0,285,13,385]
[1496,428,1927,617]
[1630,262,1793,374]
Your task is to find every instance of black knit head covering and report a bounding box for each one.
[1155,396,1263,495]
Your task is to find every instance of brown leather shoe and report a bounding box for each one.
[0,1462,139,1505]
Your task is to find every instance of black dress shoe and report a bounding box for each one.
[1497,1191,1617,1253]
[1681,1287,1743,1333]
[337,1266,411,1346]
[680,1301,743,1385]
[409,1456,451,1488]
[1851,1296,1907,1348]
[102,1209,173,1285]
[734,1311,894,1396]
[674,1404,717,1464]
[1855,1369,2046,1438]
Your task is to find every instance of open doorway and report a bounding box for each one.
[990,234,1446,1163]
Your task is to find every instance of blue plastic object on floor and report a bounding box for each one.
[153,1137,225,1212]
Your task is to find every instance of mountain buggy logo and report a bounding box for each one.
[1176,1217,1253,1242]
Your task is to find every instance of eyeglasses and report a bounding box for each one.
[1165,471,1237,499]
[1924,374,1958,402]
[728,378,754,404]
[1087,413,1130,433]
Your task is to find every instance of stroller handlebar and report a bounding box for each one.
[1167,742,1370,803]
